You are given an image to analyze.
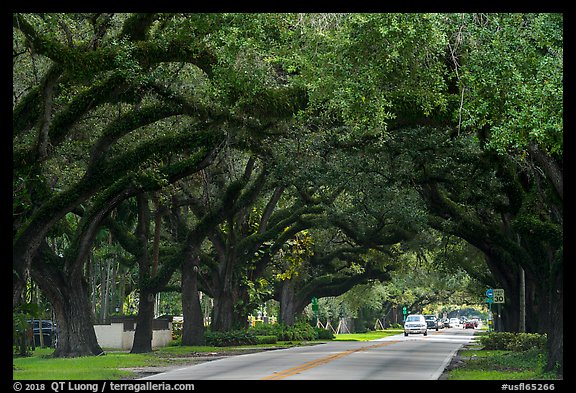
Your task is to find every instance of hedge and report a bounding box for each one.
[204,330,259,347]
[249,322,335,341]
[479,332,547,352]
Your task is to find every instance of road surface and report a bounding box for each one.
[141,328,476,380]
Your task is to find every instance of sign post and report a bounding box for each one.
[311,297,319,326]
[485,288,504,331]
[486,288,494,332]
[492,289,504,332]
[402,306,407,322]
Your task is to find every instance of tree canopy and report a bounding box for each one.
[13,12,562,375]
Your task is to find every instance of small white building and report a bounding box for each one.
[93,317,172,350]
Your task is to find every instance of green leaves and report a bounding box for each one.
[455,13,563,156]
[292,13,450,141]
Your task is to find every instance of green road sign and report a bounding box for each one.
[311,297,318,312]
[402,306,407,314]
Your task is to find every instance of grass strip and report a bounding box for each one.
[13,341,320,380]
[13,349,157,380]
[446,348,559,380]
[334,329,403,341]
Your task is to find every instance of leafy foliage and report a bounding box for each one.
[13,13,562,371]
[479,332,547,352]
[204,330,258,347]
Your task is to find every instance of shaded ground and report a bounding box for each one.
[119,348,280,379]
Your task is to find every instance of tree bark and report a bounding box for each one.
[211,290,235,332]
[31,258,103,357]
[130,194,155,353]
[279,279,296,326]
[130,289,156,353]
[181,255,205,346]
[545,262,563,374]
[527,142,563,201]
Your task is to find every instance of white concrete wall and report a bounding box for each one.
[94,323,124,349]
[94,322,172,350]
[152,329,172,348]
[121,330,135,350]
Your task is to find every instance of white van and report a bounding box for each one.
[449,317,460,328]
[403,314,428,336]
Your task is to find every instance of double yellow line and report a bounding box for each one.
[261,340,400,380]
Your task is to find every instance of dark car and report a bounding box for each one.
[28,320,55,347]
[424,315,439,331]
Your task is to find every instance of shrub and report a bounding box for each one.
[479,332,547,351]
[508,333,547,352]
[249,322,330,341]
[315,327,335,340]
[256,335,278,345]
[479,332,516,350]
[204,330,258,347]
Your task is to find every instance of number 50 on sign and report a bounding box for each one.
[492,289,505,303]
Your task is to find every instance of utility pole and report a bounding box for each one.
[517,234,526,333]
[519,266,526,332]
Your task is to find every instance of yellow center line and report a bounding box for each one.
[261,340,400,380]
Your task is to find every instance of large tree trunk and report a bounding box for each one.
[31,262,103,357]
[279,279,296,326]
[211,281,252,331]
[211,289,235,332]
[13,272,27,309]
[181,256,205,345]
[210,243,237,331]
[131,193,155,353]
[232,285,251,330]
[130,289,155,353]
[545,263,563,374]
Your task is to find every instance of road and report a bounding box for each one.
[141,328,476,380]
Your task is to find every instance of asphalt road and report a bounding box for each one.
[141,328,476,380]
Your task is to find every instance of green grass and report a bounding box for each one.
[446,348,559,380]
[13,348,158,380]
[13,340,319,380]
[334,329,403,341]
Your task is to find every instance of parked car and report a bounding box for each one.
[449,318,460,328]
[441,318,450,328]
[437,319,445,329]
[464,320,476,329]
[424,315,439,331]
[404,314,428,336]
[28,320,55,347]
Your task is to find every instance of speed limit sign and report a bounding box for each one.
[492,289,505,303]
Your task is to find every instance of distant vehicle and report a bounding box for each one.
[404,314,428,336]
[464,320,475,329]
[424,315,439,331]
[437,319,445,329]
[441,318,450,328]
[449,318,460,328]
[28,320,55,347]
